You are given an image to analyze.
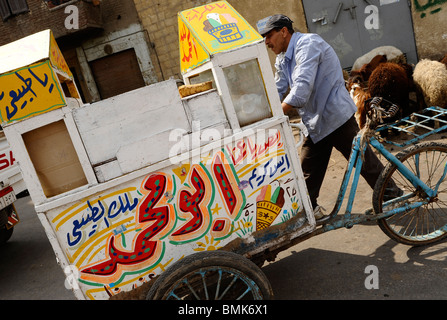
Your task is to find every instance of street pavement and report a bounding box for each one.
[0,195,74,299]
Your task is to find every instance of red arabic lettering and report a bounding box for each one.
[81,174,171,278]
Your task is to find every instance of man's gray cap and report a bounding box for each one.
[256,14,293,37]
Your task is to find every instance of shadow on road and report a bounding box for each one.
[262,232,447,300]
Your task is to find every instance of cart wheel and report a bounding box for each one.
[146,251,273,300]
[373,142,447,246]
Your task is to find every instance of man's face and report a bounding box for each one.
[264,27,288,55]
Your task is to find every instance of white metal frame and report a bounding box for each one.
[182,41,282,131]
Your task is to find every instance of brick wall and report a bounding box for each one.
[133,0,209,81]
[0,0,101,46]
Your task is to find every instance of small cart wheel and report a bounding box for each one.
[146,251,273,300]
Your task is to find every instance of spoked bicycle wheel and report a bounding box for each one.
[146,251,273,300]
[373,142,447,246]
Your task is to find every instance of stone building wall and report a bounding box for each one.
[411,0,447,60]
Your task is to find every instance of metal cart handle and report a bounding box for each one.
[290,122,308,148]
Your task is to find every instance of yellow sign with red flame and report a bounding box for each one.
[178,1,262,74]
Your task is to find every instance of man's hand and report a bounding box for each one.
[282,102,293,114]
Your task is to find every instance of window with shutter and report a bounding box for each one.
[0,0,11,20]
[45,0,73,9]
[7,0,28,15]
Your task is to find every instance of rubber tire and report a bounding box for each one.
[146,250,273,300]
[373,142,447,246]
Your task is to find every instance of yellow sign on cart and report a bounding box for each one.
[178,1,263,73]
[178,16,211,75]
[0,29,75,123]
[49,32,73,78]
[0,60,66,123]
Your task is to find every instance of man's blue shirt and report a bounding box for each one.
[275,32,357,143]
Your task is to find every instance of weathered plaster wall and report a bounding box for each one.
[411,0,447,60]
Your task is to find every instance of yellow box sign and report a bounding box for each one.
[179,1,262,73]
[0,60,66,123]
[50,31,72,78]
[179,16,211,74]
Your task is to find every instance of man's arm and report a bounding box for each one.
[283,37,322,108]
[282,102,293,114]
[275,57,289,102]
